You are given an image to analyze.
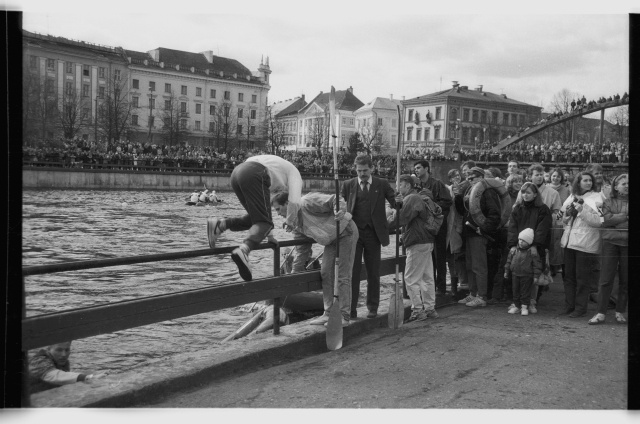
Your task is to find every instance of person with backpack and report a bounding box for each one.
[454,166,502,307]
[388,174,439,321]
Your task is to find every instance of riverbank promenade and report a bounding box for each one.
[31,273,628,409]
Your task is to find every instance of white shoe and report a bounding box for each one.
[231,247,252,281]
[458,295,475,304]
[310,313,329,325]
[508,304,520,314]
[207,217,224,248]
[521,305,529,316]
[466,296,487,307]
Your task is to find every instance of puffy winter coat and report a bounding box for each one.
[560,191,603,254]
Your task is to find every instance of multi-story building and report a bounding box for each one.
[269,95,307,150]
[22,30,271,148]
[22,30,129,143]
[124,49,271,148]
[294,87,364,152]
[354,96,404,154]
[401,82,542,155]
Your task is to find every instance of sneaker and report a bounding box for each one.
[425,309,439,318]
[508,304,520,314]
[406,309,427,322]
[466,297,487,307]
[207,217,224,248]
[231,247,252,281]
[324,317,350,327]
[521,305,529,316]
[529,300,537,314]
[310,313,330,325]
[458,295,475,304]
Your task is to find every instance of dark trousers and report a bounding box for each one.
[494,244,511,300]
[597,242,628,314]
[486,244,502,299]
[446,245,463,293]
[228,161,273,251]
[465,235,488,298]
[433,220,448,293]
[563,248,595,314]
[512,275,533,308]
[351,226,381,313]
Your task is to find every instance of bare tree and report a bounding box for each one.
[159,91,191,147]
[358,117,382,155]
[23,74,59,143]
[96,70,132,145]
[548,88,579,143]
[607,105,629,144]
[264,104,287,155]
[59,86,89,139]
[305,108,328,156]
[215,100,236,153]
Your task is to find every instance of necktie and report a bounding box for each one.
[362,181,369,194]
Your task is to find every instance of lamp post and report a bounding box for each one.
[94,95,98,146]
[483,127,487,148]
[148,86,155,143]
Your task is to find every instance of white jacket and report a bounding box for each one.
[560,191,603,254]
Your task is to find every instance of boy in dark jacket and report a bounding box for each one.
[504,228,543,316]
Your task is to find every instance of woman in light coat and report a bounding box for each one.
[559,171,603,318]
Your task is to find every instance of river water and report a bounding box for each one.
[23,189,397,376]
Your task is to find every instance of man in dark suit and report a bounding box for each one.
[342,155,396,318]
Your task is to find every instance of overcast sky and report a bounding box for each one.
[15,1,633,113]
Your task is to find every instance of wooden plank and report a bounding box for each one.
[23,256,405,349]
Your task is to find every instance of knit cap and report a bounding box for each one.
[518,228,534,245]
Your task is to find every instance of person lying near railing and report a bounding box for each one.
[29,341,107,394]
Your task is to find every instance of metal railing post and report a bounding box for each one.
[272,245,281,335]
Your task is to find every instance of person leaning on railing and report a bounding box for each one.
[29,341,107,394]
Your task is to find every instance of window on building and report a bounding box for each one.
[238,93,244,102]
[165,83,171,93]
[164,117,171,127]
[341,134,346,144]
[98,86,105,99]
[481,110,487,123]
[472,110,479,123]
[133,79,139,89]
[209,122,215,132]
[195,121,201,130]
[65,82,73,96]
[436,107,442,120]
[392,118,397,128]
[451,108,458,121]
[82,84,89,97]
[149,116,155,127]
[434,127,440,140]
[519,115,525,127]
[132,115,138,126]
[181,85,187,95]
[132,96,139,107]
[180,102,187,113]
[251,94,257,103]
[224,91,230,100]
[180,119,187,129]
[408,109,414,121]
[238,108,243,118]
[196,87,202,97]
[99,67,105,78]
[165,100,171,110]
[416,128,422,141]
[114,70,121,81]
[196,104,201,114]
[65,62,73,73]
[224,105,230,117]
[237,124,243,134]
[349,118,354,126]
[82,65,90,76]
[47,59,55,70]
[250,126,255,135]
[378,117,383,126]
[503,113,510,125]
[343,117,347,125]
[149,81,156,91]
[511,114,517,126]
[82,108,90,120]
[391,134,397,145]
[210,89,216,98]
[492,112,498,124]
[209,105,215,115]
[463,108,470,122]
[250,109,256,119]
[407,127,413,141]
[425,128,430,141]
[29,56,37,68]
[149,98,155,109]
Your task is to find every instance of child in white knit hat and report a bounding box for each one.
[504,228,543,315]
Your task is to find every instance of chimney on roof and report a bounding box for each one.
[452,81,459,88]
[390,94,393,100]
[301,94,305,101]
[476,85,483,92]
[502,94,508,99]
[461,86,468,90]
[201,50,214,63]
[347,86,353,93]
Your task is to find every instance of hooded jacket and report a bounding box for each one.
[507,197,552,249]
[389,190,432,248]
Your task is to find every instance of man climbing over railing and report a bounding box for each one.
[207,154,303,281]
